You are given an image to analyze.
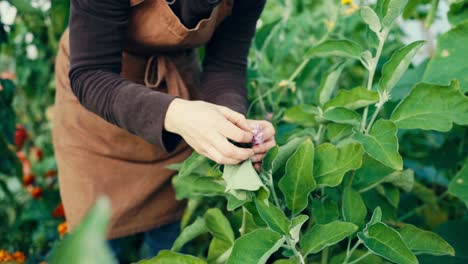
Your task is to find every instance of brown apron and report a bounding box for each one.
[52,0,233,239]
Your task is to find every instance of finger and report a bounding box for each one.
[254,120,275,140]
[219,120,253,143]
[216,106,251,132]
[205,145,242,165]
[251,153,265,163]
[254,163,261,171]
[213,134,254,161]
[253,139,276,154]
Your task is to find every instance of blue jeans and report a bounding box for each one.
[108,221,180,262]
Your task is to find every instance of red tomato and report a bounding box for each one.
[22,174,35,186]
[14,125,28,150]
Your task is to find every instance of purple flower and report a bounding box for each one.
[251,124,264,145]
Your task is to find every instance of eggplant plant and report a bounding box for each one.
[155,1,468,263]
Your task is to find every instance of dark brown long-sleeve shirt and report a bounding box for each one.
[69,0,265,152]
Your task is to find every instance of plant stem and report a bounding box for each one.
[266,171,281,208]
[347,251,372,264]
[343,240,362,264]
[321,247,329,264]
[365,103,383,132]
[361,30,388,133]
[313,124,325,144]
[239,207,247,236]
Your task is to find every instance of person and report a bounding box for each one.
[51,0,275,259]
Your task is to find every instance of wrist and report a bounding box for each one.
[164,98,185,133]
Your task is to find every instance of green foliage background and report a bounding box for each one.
[0,0,467,263]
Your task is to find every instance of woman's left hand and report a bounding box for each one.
[247,120,276,171]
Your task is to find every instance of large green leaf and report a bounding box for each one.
[423,22,468,92]
[289,215,309,243]
[418,220,468,263]
[283,105,318,127]
[261,145,279,172]
[300,221,358,255]
[227,229,285,264]
[178,152,209,178]
[448,161,468,207]
[311,199,340,224]
[316,64,344,106]
[204,208,235,244]
[342,187,367,228]
[361,6,382,34]
[314,142,364,187]
[207,238,232,264]
[379,41,425,92]
[305,40,363,59]
[322,107,361,126]
[326,123,354,144]
[48,197,116,264]
[382,0,409,28]
[358,222,418,264]
[223,160,264,192]
[172,174,225,200]
[354,120,403,170]
[353,156,414,192]
[171,218,208,252]
[255,198,290,235]
[279,139,316,214]
[272,137,305,175]
[398,224,455,256]
[137,250,206,264]
[391,81,468,131]
[324,87,379,110]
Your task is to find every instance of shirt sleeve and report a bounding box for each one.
[200,0,266,115]
[69,0,181,153]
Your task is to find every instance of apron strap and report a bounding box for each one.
[144,55,190,100]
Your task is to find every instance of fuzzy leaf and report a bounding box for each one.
[300,221,358,255]
[324,87,379,110]
[289,215,309,243]
[227,229,285,264]
[379,41,425,92]
[448,161,468,207]
[204,208,235,244]
[314,142,364,187]
[322,107,361,126]
[223,160,264,192]
[255,198,290,235]
[137,251,206,264]
[272,137,305,174]
[316,64,345,106]
[283,105,318,127]
[391,81,468,131]
[311,199,340,224]
[48,197,116,264]
[171,218,208,252]
[306,40,363,59]
[172,175,225,200]
[279,139,316,214]
[354,120,403,170]
[342,187,367,228]
[382,0,409,28]
[398,224,455,256]
[358,222,418,264]
[361,6,382,33]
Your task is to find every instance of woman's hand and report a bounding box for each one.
[247,120,276,171]
[165,99,254,164]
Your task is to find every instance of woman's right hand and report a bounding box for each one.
[164,99,254,164]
